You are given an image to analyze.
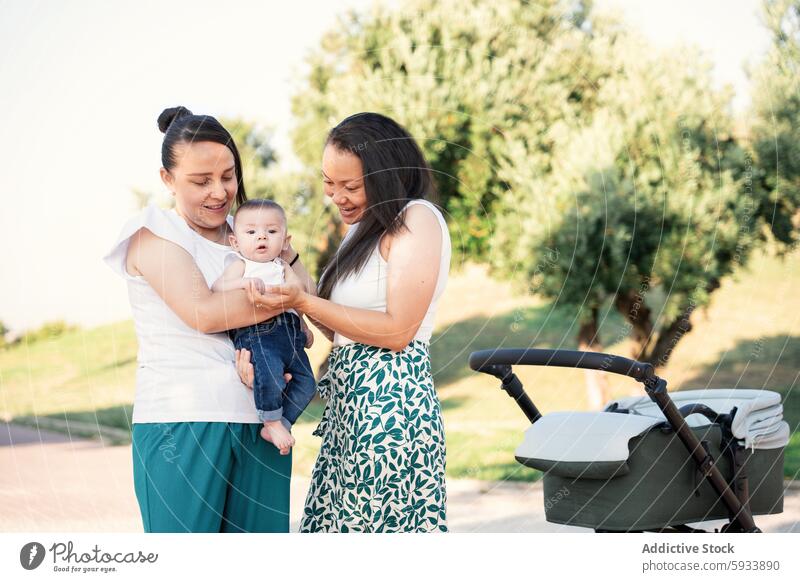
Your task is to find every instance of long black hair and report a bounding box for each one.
[157,106,248,206]
[317,112,437,300]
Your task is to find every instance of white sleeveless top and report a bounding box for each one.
[103,204,260,424]
[330,199,450,347]
[242,256,284,283]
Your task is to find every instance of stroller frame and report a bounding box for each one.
[469,347,763,533]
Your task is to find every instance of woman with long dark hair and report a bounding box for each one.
[239,112,451,532]
[104,106,310,532]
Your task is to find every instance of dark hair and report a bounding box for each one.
[157,106,248,206]
[317,112,437,300]
[233,199,286,228]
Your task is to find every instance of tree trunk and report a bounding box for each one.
[577,307,610,410]
[644,309,693,367]
[614,285,654,361]
[641,277,720,367]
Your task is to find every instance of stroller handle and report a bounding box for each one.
[469,348,655,382]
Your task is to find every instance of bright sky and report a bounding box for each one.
[0,0,771,333]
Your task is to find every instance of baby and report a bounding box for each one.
[212,199,316,454]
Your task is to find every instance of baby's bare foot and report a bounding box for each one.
[260,421,295,455]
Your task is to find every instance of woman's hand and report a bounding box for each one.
[235,348,292,389]
[246,266,308,311]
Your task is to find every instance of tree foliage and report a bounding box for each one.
[492,31,768,366]
[750,0,800,247]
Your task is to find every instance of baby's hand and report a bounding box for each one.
[243,277,266,294]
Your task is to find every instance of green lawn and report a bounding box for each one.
[2,250,798,482]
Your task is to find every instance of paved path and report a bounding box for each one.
[2,423,798,533]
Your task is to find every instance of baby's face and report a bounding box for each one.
[231,207,288,262]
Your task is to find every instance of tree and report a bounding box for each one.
[492,32,763,373]
[750,0,800,248]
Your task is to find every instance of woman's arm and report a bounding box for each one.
[281,253,333,342]
[280,244,316,294]
[256,205,443,352]
[130,227,281,333]
[280,244,335,342]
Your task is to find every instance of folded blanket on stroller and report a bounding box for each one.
[610,389,790,451]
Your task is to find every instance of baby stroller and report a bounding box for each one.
[469,348,790,532]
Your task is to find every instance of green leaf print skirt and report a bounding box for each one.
[300,339,448,532]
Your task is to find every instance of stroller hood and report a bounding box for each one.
[515,411,664,479]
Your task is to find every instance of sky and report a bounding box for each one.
[0,0,772,333]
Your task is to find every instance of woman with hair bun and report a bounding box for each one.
[103,106,309,532]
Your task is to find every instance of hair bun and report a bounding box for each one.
[157,106,193,133]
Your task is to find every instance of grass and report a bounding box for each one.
[1,251,799,482]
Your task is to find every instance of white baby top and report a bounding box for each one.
[330,198,450,347]
[103,204,260,424]
[225,253,297,317]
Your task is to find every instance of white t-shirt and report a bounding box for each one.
[330,199,450,347]
[103,204,260,424]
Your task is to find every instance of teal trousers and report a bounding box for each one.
[132,422,291,532]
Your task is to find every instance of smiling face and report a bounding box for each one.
[159,141,237,236]
[322,143,368,225]
[230,206,288,262]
